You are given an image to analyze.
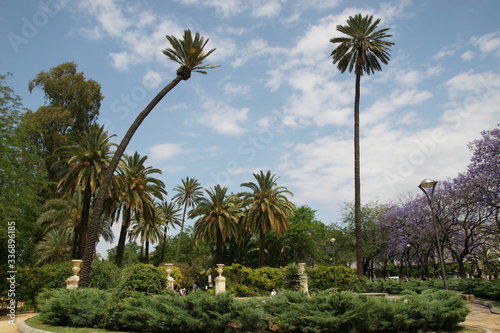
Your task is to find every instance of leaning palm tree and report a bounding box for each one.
[114,152,167,267]
[330,14,394,276]
[54,124,115,259]
[172,177,204,262]
[190,185,244,264]
[80,30,218,287]
[157,201,182,263]
[240,170,296,267]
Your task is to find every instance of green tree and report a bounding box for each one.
[173,177,204,262]
[338,201,390,279]
[0,73,46,267]
[114,152,166,267]
[190,185,244,264]
[80,30,218,287]
[330,14,394,275]
[131,214,163,264]
[156,201,182,263]
[21,62,103,194]
[54,124,115,259]
[270,205,330,267]
[240,171,296,267]
[28,61,102,132]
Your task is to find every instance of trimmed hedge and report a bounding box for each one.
[37,285,469,332]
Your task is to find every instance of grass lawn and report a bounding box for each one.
[25,315,127,333]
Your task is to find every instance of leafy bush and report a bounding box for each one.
[105,263,168,328]
[282,263,301,291]
[471,279,500,300]
[223,264,283,296]
[37,288,110,328]
[88,260,121,290]
[111,263,167,300]
[108,291,268,332]
[307,265,360,292]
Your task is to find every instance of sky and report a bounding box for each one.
[2,0,500,257]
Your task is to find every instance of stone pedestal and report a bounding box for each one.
[298,263,309,295]
[215,264,226,295]
[165,263,175,290]
[66,259,82,289]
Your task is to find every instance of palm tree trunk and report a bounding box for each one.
[77,185,92,259]
[259,226,265,267]
[115,209,131,267]
[216,228,223,264]
[354,69,364,276]
[160,226,167,263]
[145,240,150,263]
[175,204,188,262]
[79,76,183,287]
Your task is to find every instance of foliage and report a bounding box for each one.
[282,263,301,291]
[87,260,121,290]
[307,265,361,292]
[240,170,296,267]
[223,264,283,296]
[37,288,110,328]
[0,73,46,267]
[102,289,468,332]
[111,263,167,300]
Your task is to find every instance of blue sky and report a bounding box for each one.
[2,0,500,257]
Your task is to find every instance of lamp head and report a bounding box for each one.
[330,238,336,243]
[419,178,437,189]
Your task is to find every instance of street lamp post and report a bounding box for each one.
[418,178,448,290]
[330,238,338,292]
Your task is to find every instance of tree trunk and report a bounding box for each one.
[77,185,92,259]
[79,76,183,287]
[160,226,167,263]
[115,209,131,267]
[259,226,266,267]
[354,69,364,276]
[216,228,223,264]
[145,240,150,263]
[175,203,188,262]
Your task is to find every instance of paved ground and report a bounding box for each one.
[1,303,499,333]
[0,313,37,333]
[460,302,500,333]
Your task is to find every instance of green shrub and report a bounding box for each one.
[472,279,500,300]
[306,265,359,291]
[112,263,167,300]
[37,288,110,328]
[88,260,121,290]
[223,264,283,296]
[282,263,301,291]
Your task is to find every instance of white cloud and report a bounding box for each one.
[461,50,474,61]
[197,98,249,135]
[470,32,500,56]
[148,143,187,162]
[79,0,183,70]
[142,70,163,89]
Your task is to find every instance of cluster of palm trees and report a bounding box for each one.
[37,13,394,285]
[36,127,295,270]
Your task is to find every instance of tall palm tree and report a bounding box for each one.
[240,170,296,267]
[330,14,394,275]
[114,152,166,266]
[190,185,244,264]
[157,201,182,263]
[54,124,115,259]
[80,30,218,287]
[172,177,204,262]
[131,212,163,263]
